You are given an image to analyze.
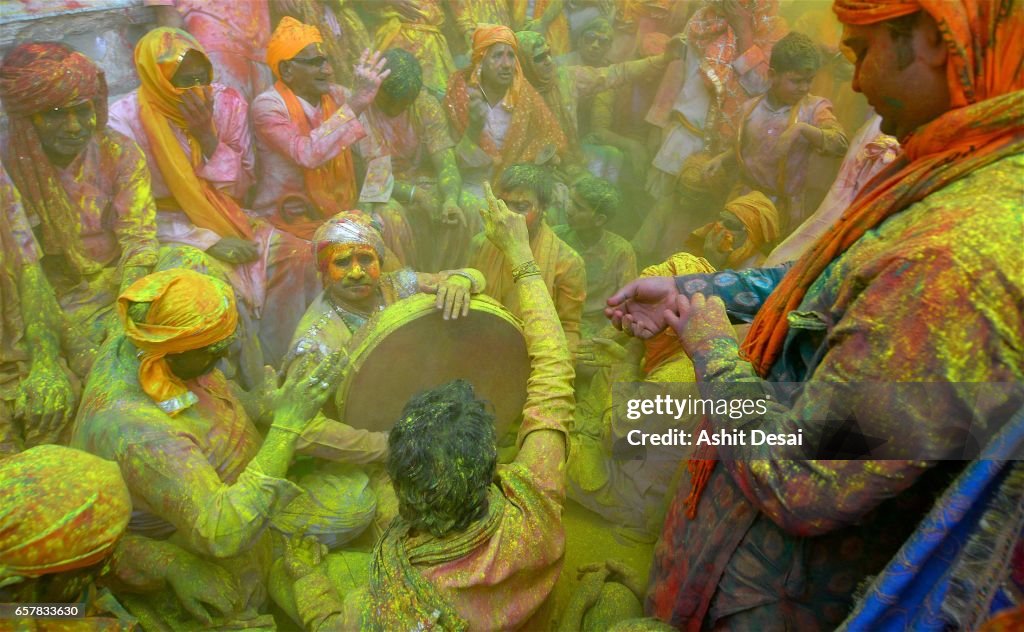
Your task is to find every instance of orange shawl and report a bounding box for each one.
[271,82,358,240]
[683,0,1024,518]
[134,28,253,240]
[444,25,566,174]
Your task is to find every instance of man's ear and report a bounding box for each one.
[914,12,948,69]
[279,61,293,84]
[594,213,608,228]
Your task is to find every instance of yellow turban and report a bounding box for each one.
[118,269,238,416]
[267,16,323,80]
[0,445,130,581]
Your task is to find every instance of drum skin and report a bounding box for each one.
[338,294,530,435]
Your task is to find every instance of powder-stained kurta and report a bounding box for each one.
[648,152,1024,629]
[553,225,637,339]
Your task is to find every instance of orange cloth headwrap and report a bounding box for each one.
[833,0,1024,108]
[266,16,323,80]
[134,28,254,241]
[118,269,238,416]
[0,445,130,580]
[265,18,357,240]
[469,24,524,109]
[0,43,108,278]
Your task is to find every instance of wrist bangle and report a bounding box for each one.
[511,260,541,283]
[446,270,478,292]
[270,424,304,438]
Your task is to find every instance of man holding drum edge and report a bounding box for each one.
[282,182,575,630]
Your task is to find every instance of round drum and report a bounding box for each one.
[338,293,530,435]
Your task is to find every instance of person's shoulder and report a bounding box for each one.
[600,228,633,251]
[551,223,572,240]
[211,82,247,110]
[107,91,141,129]
[251,86,284,111]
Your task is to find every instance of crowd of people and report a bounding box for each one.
[0,0,1021,630]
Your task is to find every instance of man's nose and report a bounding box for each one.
[64,110,82,132]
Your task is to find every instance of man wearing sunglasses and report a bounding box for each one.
[252,17,416,270]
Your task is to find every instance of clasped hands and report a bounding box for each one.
[604,277,736,356]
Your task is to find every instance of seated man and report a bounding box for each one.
[553,175,637,341]
[252,17,415,266]
[0,165,76,455]
[685,191,780,270]
[280,181,575,630]
[0,42,160,379]
[109,27,320,369]
[72,269,349,621]
[443,25,567,202]
[361,49,483,272]
[469,164,585,353]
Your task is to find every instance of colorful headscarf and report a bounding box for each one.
[312,211,386,275]
[0,445,130,581]
[833,0,1024,108]
[0,42,108,278]
[134,28,254,241]
[266,16,322,80]
[266,19,359,240]
[721,191,780,266]
[118,269,238,416]
[683,0,787,148]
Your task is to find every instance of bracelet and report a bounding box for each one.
[511,260,541,283]
[445,270,478,292]
[269,424,304,438]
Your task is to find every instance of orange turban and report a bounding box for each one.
[0,445,130,580]
[267,16,323,80]
[469,24,524,108]
[118,269,238,416]
[833,0,1024,107]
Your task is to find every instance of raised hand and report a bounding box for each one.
[274,351,348,432]
[482,182,531,262]
[439,197,467,228]
[165,554,242,625]
[350,49,391,114]
[284,533,327,580]
[467,86,489,135]
[179,86,218,157]
[604,277,680,339]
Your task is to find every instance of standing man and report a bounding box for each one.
[607,1,1023,628]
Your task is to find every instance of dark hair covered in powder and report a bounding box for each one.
[572,174,621,220]
[380,48,423,104]
[387,379,497,537]
[497,163,555,209]
[769,31,821,74]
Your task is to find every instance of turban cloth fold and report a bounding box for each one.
[0,43,107,278]
[134,28,254,241]
[266,16,323,80]
[469,24,524,109]
[118,269,237,415]
[312,211,386,275]
[832,0,1024,108]
[0,445,130,581]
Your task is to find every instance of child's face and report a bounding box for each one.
[771,68,816,106]
[567,192,605,232]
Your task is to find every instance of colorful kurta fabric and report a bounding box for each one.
[647,151,1024,629]
[143,0,272,101]
[250,84,415,268]
[0,165,37,410]
[108,84,320,367]
[294,273,575,630]
[372,0,455,95]
[469,221,586,353]
[511,0,571,56]
[2,129,160,373]
[765,115,900,266]
[452,0,512,47]
[736,94,849,226]
[553,225,637,340]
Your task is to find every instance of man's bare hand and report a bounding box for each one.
[17,360,76,443]
[179,86,218,157]
[274,351,348,432]
[662,293,736,357]
[284,534,327,580]
[482,182,531,262]
[207,237,259,265]
[434,274,473,320]
[350,49,391,114]
[604,277,679,339]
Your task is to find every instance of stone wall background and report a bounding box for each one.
[1,0,153,100]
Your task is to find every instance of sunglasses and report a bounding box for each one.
[290,55,329,68]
